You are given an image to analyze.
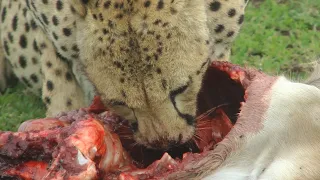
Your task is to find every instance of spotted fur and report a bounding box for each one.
[0,0,247,148]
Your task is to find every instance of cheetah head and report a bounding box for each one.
[71,0,210,149]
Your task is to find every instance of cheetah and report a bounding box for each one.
[0,0,247,149]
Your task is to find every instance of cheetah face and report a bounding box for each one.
[107,84,198,149]
[71,0,209,149]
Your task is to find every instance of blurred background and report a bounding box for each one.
[1,0,320,131]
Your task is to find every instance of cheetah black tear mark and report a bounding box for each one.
[169,80,194,125]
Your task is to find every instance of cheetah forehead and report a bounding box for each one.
[75,0,210,74]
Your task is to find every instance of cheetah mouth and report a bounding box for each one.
[0,61,249,179]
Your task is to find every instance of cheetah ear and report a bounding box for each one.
[69,0,95,17]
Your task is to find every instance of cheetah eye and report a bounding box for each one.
[109,100,127,106]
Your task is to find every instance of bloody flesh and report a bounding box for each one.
[0,62,246,180]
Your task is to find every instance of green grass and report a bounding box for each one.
[231,0,320,79]
[1,0,320,131]
[0,84,46,131]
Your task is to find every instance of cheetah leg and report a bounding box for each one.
[40,48,86,117]
[206,0,247,62]
[0,0,7,94]
[0,44,15,94]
